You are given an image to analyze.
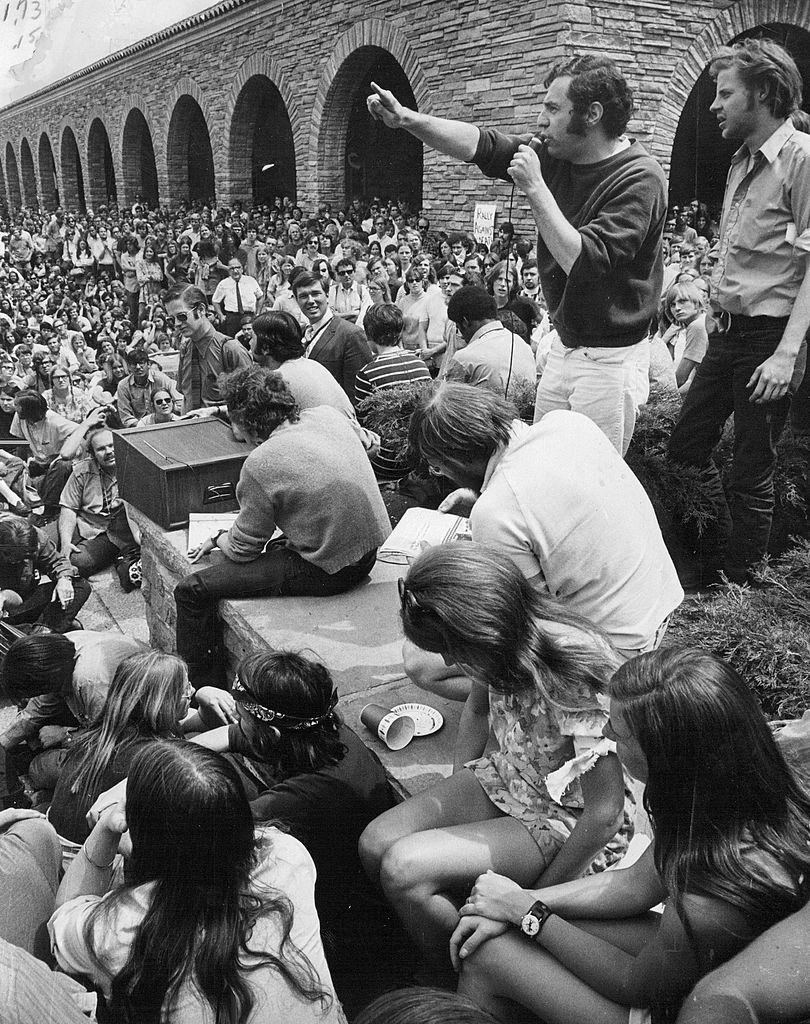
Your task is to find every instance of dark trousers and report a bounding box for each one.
[223,311,243,338]
[6,578,92,633]
[175,544,377,689]
[668,321,796,581]
[29,459,72,517]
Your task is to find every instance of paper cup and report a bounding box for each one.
[361,703,416,751]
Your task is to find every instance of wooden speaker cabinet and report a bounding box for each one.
[115,419,249,530]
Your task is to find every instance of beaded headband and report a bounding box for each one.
[232,674,339,731]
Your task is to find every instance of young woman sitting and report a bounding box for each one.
[192,649,397,1003]
[49,650,194,848]
[450,648,810,1024]
[49,740,346,1024]
[359,543,632,977]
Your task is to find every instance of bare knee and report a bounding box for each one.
[379,836,431,901]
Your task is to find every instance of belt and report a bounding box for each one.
[715,310,790,333]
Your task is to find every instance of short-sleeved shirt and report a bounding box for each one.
[60,458,120,540]
[471,412,683,650]
[673,313,709,368]
[211,275,263,313]
[23,631,145,731]
[11,410,74,462]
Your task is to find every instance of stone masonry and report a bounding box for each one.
[0,0,806,232]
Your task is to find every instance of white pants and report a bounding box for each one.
[534,335,650,455]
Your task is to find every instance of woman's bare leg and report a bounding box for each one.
[459,928,644,1024]
[360,769,549,971]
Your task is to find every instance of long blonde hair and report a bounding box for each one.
[68,650,188,803]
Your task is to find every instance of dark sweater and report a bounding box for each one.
[474,129,666,348]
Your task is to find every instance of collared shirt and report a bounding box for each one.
[177,328,252,409]
[328,281,370,318]
[448,320,536,394]
[116,366,179,426]
[303,308,335,357]
[10,409,75,462]
[60,457,121,540]
[211,274,263,313]
[714,119,810,317]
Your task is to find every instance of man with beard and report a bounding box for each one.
[58,413,139,578]
[368,55,666,454]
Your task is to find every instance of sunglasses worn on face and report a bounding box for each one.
[154,397,173,405]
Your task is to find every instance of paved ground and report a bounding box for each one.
[0,568,149,734]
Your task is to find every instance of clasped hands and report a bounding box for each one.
[449,869,536,970]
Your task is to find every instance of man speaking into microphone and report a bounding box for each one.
[368,56,666,454]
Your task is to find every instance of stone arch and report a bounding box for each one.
[166,84,216,206]
[311,20,431,208]
[19,137,38,208]
[228,67,297,206]
[5,143,22,212]
[38,132,60,210]
[121,106,160,209]
[652,0,810,187]
[60,125,86,212]
[0,156,8,218]
[86,118,118,209]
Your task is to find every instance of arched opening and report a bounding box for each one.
[167,95,215,206]
[669,23,810,213]
[229,75,296,206]
[60,126,86,212]
[38,133,59,209]
[19,138,38,209]
[319,46,422,207]
[0,158,8,219]
[4,143,22,212]
[122,108,159,208]
[87,118,117,209]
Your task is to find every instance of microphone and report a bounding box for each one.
[527,134,547,154]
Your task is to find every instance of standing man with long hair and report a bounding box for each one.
[668,38,810,588]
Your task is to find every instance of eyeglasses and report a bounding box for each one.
[154,396,173,405]
[398,576,424,615]
[337,268,353,276]
[51,374,69,381]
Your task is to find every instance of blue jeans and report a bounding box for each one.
[668,320,794,581]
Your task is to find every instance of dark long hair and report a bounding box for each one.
[235,650,346,776]
[401,543,617,709]
[86,741,329,1023]
[611,648,810,927]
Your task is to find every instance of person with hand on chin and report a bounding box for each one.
[368,54,666,455]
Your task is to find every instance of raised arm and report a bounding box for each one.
[367,82,481,162]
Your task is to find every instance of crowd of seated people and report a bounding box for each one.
[0,187,807,1024]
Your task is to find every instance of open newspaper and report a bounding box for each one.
[377,506,472,564]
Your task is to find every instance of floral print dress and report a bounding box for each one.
[467,644,635,872]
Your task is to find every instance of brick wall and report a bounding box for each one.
[0,0,807,236]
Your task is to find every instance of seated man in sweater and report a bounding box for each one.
[175,367,391,713]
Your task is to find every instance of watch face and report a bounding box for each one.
[521,912,541,937]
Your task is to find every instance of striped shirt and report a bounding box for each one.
[354,349,431,479]
[354,349,431,405]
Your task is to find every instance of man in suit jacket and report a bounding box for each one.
[293,272,372,405]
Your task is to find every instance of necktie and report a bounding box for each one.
[235,279,243,314]
[190,345,203,409]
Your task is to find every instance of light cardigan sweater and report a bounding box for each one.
[221,405,391,571]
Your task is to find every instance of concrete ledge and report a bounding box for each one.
[130,506,460,791]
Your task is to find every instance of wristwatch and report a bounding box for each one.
[520,899,553,938]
